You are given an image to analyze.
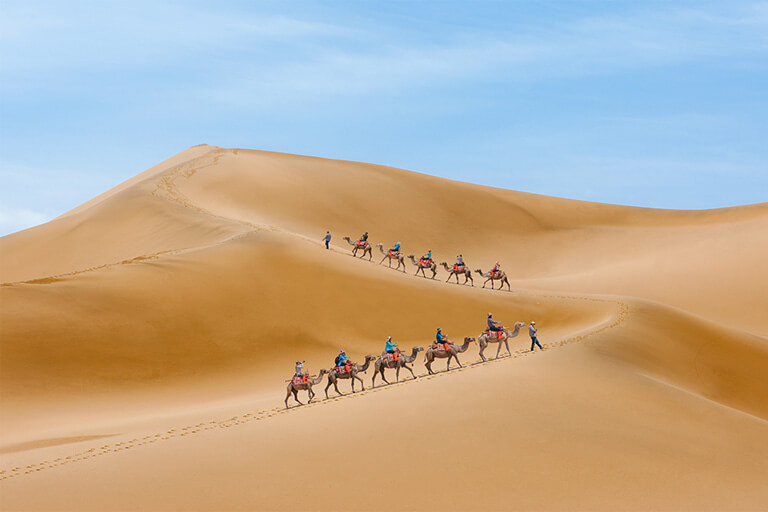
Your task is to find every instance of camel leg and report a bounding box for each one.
[495,341,503,359]
[446,356,452,372]
[380,368,390,385]
[324,379,333,398]
[425,357,434,375]
[404,363,416,380]
[504,339,512,357]
[285,388,292,408]
[395,365,400,382]
[351,376,355,393]
[479,342,487,362]
[308,387,315,403]
[505,279,511,291]
[355,374,365,391]
[378,255,387,265]
[292,389,302,405]
[333,380,342,396]
[371,369,377,388]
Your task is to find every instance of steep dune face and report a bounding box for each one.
[1,145,767,510]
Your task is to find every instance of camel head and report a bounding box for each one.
[415,346,424,352]
[464,336,476,343]
[318,368,329,375]
[514,321,527,329]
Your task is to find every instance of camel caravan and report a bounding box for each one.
[285,316,530,408]
[342,233,509,289]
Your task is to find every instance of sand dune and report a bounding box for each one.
[1,145,767,510]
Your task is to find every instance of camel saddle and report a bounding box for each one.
[388,249,399,257]
[431,342,451,352]
[484,329,505,340]
[336,363,353,375]
[453,263,465,272]
[382,351,400,362]
[356,240,368,247]
[292,374,308,385]
[490,270,501,278]
[420,258,431,266]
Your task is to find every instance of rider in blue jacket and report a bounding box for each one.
[436,327,448,345]
[385,337,398,353]
[335,350,349,367]
[487,313,502,332]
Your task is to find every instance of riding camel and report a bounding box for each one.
[424,337,476,374]
[371,346,424,387]
[284,369,329,408]
[477,322,526,361]
[440,262,474,286]
[475,268,511,291]
[376,243,406,272]
[342,236,373,260]
[324,355,376,397]
[407,254,437,278]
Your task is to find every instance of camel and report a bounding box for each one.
[424,337,476,374]
[477,322,526,361]
[342,236,373,260]
[371,346,424,387]
[440,262,474,286]
[284,369,329,408]
[407,254,437,279]
[376,243,406,272]
[324,355,376,397]
[475,268,511,291]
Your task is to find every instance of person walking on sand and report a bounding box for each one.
[529,321,544,351]
[322,231,331,249]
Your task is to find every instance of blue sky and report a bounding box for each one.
[1,1,767,235]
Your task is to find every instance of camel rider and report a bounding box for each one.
[436,327,449,347]
[456,254,464,268]
[487,313,502,332]
[491,261,501,275]
[335,350,349,368]
[391,242,401,253]
[423,250,433,263]
[359,232,369,243]
[385,336,398,353]
[295,360,306,376]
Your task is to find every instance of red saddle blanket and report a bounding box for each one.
[382,352,400,362]
[420,258,432,266]
[356,240,368,247]
[490,271,501,278]
[453,264,465,272]
[484,329,505,340]
[431,342,451,351]
[336,363,353,375]
[292,375,308,385]
[388,250,399,257]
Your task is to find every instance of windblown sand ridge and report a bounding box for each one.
[1,145,766,511]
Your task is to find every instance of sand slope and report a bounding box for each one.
[1,145,767,511]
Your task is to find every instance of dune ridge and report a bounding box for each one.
[1,145,767,511]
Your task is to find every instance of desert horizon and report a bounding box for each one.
[1,144,767,510]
